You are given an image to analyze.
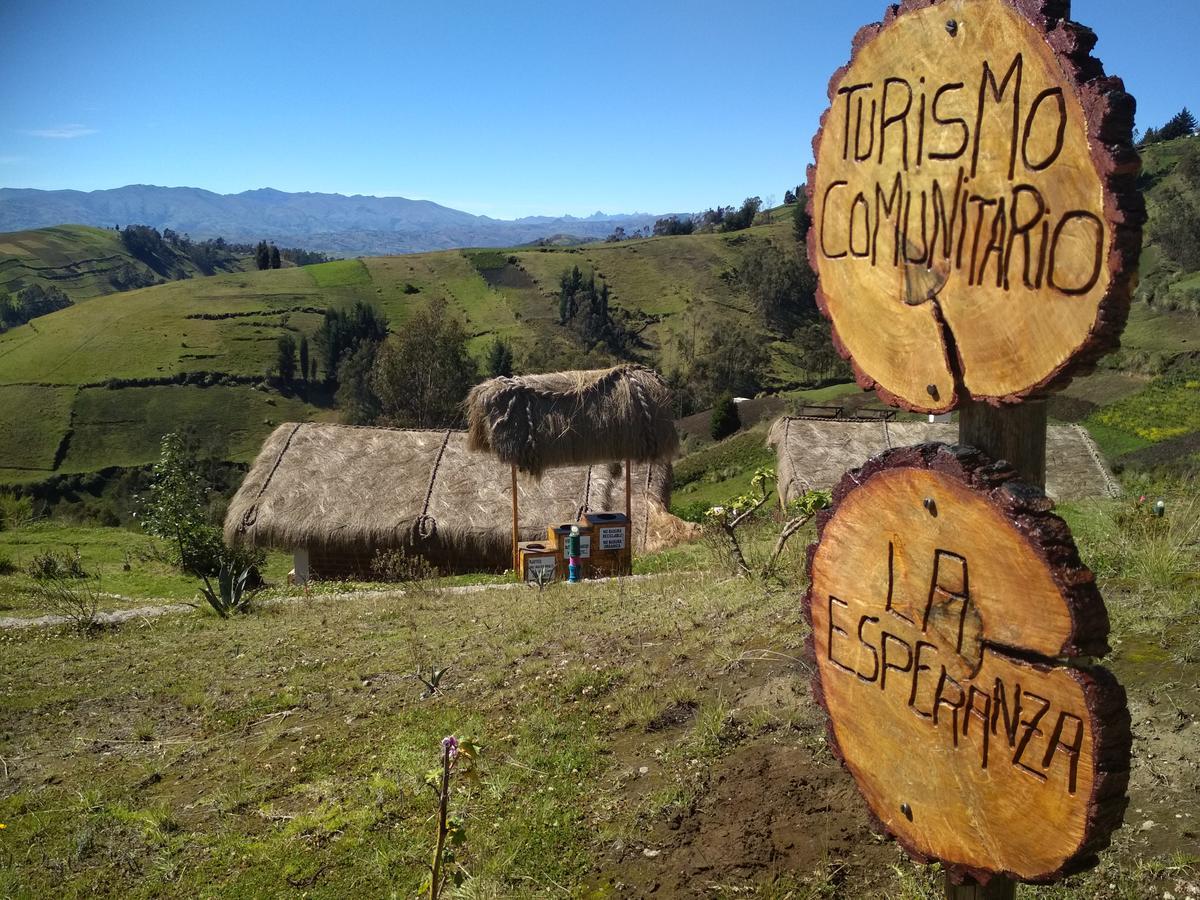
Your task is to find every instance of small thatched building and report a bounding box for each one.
[768,417,1120,505]
[466,365,679,476]
[225,423,691,580]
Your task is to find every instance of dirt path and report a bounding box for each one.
[0,572,671,630]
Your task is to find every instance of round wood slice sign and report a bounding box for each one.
[806,0,1144,413]
[804,443,1130,883]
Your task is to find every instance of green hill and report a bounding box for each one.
[1137,134,1200,313]
[0,217,811,488]
[0,224,251,304]
[0,140,1198,502]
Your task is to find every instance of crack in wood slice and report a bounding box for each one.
[803,442,1130,883]
[805,0,1144,413]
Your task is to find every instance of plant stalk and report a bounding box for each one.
[429,742,452,900]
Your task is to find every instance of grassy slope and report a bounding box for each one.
[0,264,346,482]
[1137,135,1200,310]
[2,148,1198,488]
[1,493,1197,897]
[0,523,295,613]
[0,219,799,485]
[0,224,250,302]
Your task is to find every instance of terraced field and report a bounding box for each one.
[0,224,249,301]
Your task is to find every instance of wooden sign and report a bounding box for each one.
[804,442,1130,882]
[806,0,1143,413]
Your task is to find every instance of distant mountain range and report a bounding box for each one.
[0,185,675,255]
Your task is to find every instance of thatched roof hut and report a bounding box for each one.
[225,423,690,578]
[768,417,1120,505]
[466,365,679,476]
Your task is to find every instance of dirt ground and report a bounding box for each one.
[599,647,1200,898]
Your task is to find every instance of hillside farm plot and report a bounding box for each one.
[1090,378,1200,447]
[307,258,372,289]
[58,385,333,473]
[516,232,745,319]
[0,226,140,301]
[0,268,333,386]
[365,253,524,352]
[0,225,251,301]
[1123,304,1200,355]
[0,384,74,475]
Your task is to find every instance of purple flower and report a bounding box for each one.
[441,735,459,760]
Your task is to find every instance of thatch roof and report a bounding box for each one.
[225,423,690,573]
[466,365,679,476]
[768,417,1120,505]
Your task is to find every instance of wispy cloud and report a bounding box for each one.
[23,124,97,139]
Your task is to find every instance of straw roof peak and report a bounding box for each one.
[466,364,679,476]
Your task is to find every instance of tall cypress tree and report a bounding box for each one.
[298,335,310,382]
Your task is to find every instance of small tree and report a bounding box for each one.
[276,334,297,382]
[255,240,270,270]
[705,469,830,578]
[486,337,515,378]
[372,300,478,428]
[710,394,741,440]
[1159,108,1198,142]
[269,244,282,269]
[298,335,310,382]
[793,201,812,243]
[335,340,382,424]
[138,433,222,576]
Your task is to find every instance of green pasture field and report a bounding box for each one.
[0,385,75,474]
[0,266,324,385]
[1091,377,1200,445]
[1,485,1197,898]
[58,385,335,473]
[0,523,295,615]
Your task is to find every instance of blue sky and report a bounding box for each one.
[0,0,1195,219]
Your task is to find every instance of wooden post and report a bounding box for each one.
[959,401,1048,489]
[624,458,633,539]
[950,398,1048,899]
[944,879,1017,900]
[511,465,519,577]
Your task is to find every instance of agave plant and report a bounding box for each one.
[198,562,255,618]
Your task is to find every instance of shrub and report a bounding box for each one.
[0,551,17,576]
[31,576,102,633]
[198,562,256,618]
[710,394,741,441]
[27,546,88,581]
[371,548,437,583]
[0,494,34,530]
[139,433,264,578]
